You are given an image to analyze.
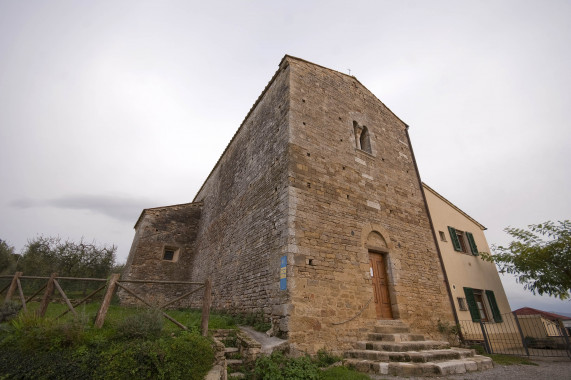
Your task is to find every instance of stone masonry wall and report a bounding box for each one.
[285,57,455,352]
[190,61,291,332]
[120,203,203,307]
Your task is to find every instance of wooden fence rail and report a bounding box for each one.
[1,273,212,335]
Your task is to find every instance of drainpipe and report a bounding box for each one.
[404,124,463,342]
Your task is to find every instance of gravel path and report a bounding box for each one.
[370,357,571,380]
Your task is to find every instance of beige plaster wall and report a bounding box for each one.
[423,185,512,324]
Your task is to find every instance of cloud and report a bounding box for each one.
[11,194,153,222]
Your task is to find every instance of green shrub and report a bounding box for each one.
[0,301,21,323]
[283,356,320,380]
[315,349,342,368]
[96,332,214,380]
[0,346,93,380]
[254,352,287,380]
[253,352,320,380]
[0,330,214,380]
[114,308,164,340]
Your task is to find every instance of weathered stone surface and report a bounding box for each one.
[120,203,202,307]
[120,55,455,352]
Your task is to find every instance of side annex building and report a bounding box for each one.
[121,55,508,353]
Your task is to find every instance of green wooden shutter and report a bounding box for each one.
[448,226,462,252]
[466,232,479,255]
[486,290,503,323]
[464,287,481,322]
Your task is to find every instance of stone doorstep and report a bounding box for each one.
[345,348,474,363]
[357,340,451,352]
[344,356,493,377]
[375,319,409,326]
[368,332,426,342]
[373,325,411,334]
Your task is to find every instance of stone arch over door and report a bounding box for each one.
[361,224,399,319]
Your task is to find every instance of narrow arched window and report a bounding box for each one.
[360,126,372,154]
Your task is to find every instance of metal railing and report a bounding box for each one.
[459,311,571,358]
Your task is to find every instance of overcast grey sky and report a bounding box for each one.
[1,0,569,313]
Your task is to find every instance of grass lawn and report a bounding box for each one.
[18,300,237,332]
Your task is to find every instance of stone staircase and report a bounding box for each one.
[225,346,245,379]
[344,320,493,377]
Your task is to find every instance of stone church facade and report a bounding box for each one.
[122,55,455,353]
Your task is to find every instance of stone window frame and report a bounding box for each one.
[457,297,468,311]
[162,246,181,262]
[439,231,447,242]
[353,121,373,155]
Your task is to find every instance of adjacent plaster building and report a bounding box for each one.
[121,56,509,353]
[424,184,511,325]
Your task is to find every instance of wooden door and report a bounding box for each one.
[369,251,393,319]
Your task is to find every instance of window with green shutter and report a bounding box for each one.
[463,287,481,322]
[485,290,503,322]
[466,232,479,256]
[448,226,462,252]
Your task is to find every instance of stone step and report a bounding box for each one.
[345,347,474,363]
[226,359,243,367]
[345,349,390,361]
[367,332,425,342]
[374,325,410,334]
[224,347,239,353]
[344,355,493,377]
[433,356,494,376]
[229,372,245,379]
[356,340,450,352]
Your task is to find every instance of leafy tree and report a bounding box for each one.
[0,239,18,275]
[481,220,571,300]
[17,236,116,279]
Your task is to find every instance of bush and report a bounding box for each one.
[97,332,213,380]
[0,301,21,323]
[0,308,215,379]
[315,349,342,368]
[253,352,320,380]
[114,308,164,340]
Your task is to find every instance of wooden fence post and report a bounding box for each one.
[4,272,23,304]
[200,278,212,337]
[94,273,120,328]
[38,273,57,317]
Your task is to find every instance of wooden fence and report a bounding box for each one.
[0,272,212,336]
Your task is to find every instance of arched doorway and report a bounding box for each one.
[367,231,393,319]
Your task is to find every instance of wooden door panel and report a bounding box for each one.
[369,252,393,319]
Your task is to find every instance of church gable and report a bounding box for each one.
[121,56,456,353]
